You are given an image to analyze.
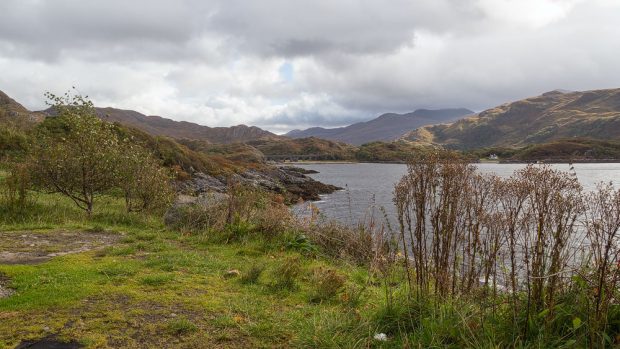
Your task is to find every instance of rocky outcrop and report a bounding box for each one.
[178,166,340,203]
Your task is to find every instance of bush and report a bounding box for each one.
[309,267,346,303]
[117,142,174,214]
[1,162,33,209]
[164,193,229,233]
[165,185,293,241]
[285,233,319,255]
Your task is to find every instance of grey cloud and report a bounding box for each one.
[207,0,482,57]
[256,111,365,130]
[0,0,211,62]
[0,0,619,133]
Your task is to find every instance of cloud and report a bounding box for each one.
[0,0,618,133]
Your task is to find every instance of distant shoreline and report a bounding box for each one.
[498,159,620,164]
[275,159,620,165]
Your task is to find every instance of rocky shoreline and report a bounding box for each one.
[178,165,340,203]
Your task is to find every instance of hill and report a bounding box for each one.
[247,137,357,161]
[0,90,47,159]
[0,90,44,127]
[402,88,620,149]
[469,138,620,162]
[40,106,277,144]
[286,108,473,145]
[1,90,339,202]
[95,107,277,144]
[355,140,437,162]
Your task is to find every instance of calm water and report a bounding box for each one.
[294,163,620,226]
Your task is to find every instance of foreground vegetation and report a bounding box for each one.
[3,156,620,348]
[1,91,620,348]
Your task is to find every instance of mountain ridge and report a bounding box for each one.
[94,107,278,144]
[286,108,473,145]
[37,105,278,144]
[401,88,620,149]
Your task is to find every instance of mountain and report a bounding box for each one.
[92,108,277,144]
[0,90,44,127]
[246,137,357,161]
[0,90,29,116]
[40,105,277,144]
[402,88,620,149]
[286,108,474,145]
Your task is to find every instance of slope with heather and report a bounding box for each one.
[403,88,620,149]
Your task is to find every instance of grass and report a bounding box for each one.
[1,186,612,348]
[0,191,383,348]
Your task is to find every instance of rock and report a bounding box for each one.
[223,269,241,279]
[176,166,340,204]
[279,165,319,174]
[373,333,388,341]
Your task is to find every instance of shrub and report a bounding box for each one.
[164,193,228,233]
[309,267,346,303]
[1,162,33,209]
[117,142,175,214]
[285,233,319,255]
[166,185,293,241]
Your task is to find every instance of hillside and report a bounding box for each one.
[96,107,278,144]
[247,137,357,161]
[0,90,46,159]
[39,106,277,144]
[402,88,620,149]
[286,108,473,145]
[468,138,620,162]
[0,90,44,128]
[355,141,437,162]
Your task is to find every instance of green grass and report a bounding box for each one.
[0,191,381,348]
[167,317,198,335]
[0,189,611,348]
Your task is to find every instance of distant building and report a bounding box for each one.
[488,154,498,160]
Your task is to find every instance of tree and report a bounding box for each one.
[32,90,121,215]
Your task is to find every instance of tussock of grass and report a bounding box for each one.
[167,318,198,335]
[139,273,175,286]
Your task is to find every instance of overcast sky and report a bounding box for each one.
[1,0,619,133]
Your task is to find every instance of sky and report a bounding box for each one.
[1,0,619,133]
